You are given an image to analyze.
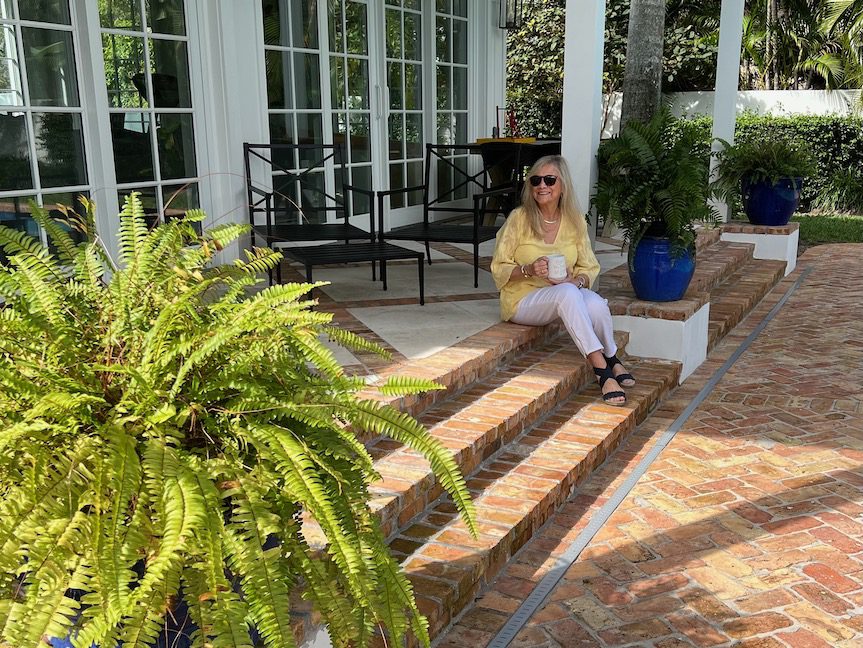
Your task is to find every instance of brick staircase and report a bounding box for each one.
[293,231,790,646]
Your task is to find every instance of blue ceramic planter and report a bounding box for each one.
[629,236,695,302]
[741,176,803,226]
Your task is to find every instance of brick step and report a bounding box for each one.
[707,257,787,351]
[368,336,599,538]
[389,358,681,643]
[358,319,568,428]
[601,240,756,323]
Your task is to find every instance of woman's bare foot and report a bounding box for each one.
[611,361,636,387]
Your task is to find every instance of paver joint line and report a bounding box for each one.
[485,266,814,648]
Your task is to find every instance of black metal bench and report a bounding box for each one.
[244,142,425,304]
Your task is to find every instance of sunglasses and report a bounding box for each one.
[528,174,558,187]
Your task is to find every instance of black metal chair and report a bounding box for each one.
[376,143,517,288]
[244,143,425,304]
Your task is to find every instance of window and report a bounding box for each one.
[100,0,198,225]
[0,0,89,259]
[434,0,468,200]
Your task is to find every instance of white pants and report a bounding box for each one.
[511,283,617,358]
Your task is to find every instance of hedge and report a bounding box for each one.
[505,103,863,212]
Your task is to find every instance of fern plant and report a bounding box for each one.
[0,195,476,648]
[712,134,816,197]
[592,108,719,267]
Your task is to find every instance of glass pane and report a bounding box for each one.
[405,113,422,158]
[436,0,450,12]
[388,113,404,161]
[454,156,468,198]
[453,19,467,64]
[437,112,453,144]
[404,13,420,61]
[436,17,450,63]
[345,2,367,55]
[351,165,371,216]
[437,158,452,200]
[405,63,421,110]
[298,171,326,223]
[147,0,186,35]
[330,56,345,109]
[43,190,89,245]
[327,0,343,52]
[149,39,191,107]
[455,112,466,143]
[19,0,71,25]
[0,26,24,106]
[453,0,467,18]
[407,159,423,205]
[332,112,347,150]
[405,0,420,9]
[296,113,322,166]
[33,112,87,188]
[291,0,318,48]
[102,34,147,108]
[162,182,198,217]
[100,0,143,30]
[262,0,287,46]
[389,163,404,208]
[269,113,295,145]
[118,186,158,228]
[0,196,40,265]
[385,9,400,58]
[0,0,10,18]
[265,50,293,109]
[22,27,79,107]
[156,112,196,180]
[453,66,466,110]
[0,112,33,191]
[271,171,299,223]
[346,58,368,110]
[111,111,154,183]
[349,113,370,163]
[294,52,321,109]
[387,62,402,109]
[436,66,449,109]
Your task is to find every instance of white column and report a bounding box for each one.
[197,0,269,264]
[560,0,606,237]
[709,0,745,221]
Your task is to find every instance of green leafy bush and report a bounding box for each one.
[0,196,475,648]
[811,169,863,213]
[592,109,719,266]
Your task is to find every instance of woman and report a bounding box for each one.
[490,155,635,405]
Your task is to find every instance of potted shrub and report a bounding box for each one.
[0,196,476,648]
[593,109,719,301]
[713,134,816,226]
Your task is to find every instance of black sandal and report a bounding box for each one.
[604,353,636,387]
[594,364,626,406]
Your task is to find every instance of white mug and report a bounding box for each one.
[546,254,567,280]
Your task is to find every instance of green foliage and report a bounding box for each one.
[0,195,476,648]
[793,212,863,243]
[671,113,863,211]
[713,134,817,202]
[592,109,719,267]
[812,168,863,212]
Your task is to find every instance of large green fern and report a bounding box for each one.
[592,108,719,268]
[0,195,475,648]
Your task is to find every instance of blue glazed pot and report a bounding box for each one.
[628,236,695,302]
[741,176,803,226]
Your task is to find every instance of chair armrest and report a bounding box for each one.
[343,183,373,197]
[472,183,519,201]
[376,184,426,198]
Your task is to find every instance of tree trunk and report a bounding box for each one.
[619,0,666,128]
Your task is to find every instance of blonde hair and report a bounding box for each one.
[519,155,588,240]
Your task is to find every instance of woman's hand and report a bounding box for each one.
[547,271,571,285]
[529,256,549,279]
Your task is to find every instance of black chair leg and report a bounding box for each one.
[418,256,425,305]
[426,241,432,265]
[305,263,313,284]
[276,255,283,284]
[372,260,377,282]
[474,243,480,288]
[382,260,388,291]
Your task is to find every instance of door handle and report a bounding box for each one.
[376,84,384,120]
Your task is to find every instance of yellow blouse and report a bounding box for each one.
[490,207,601,321]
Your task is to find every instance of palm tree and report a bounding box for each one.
[620,0,667,127]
